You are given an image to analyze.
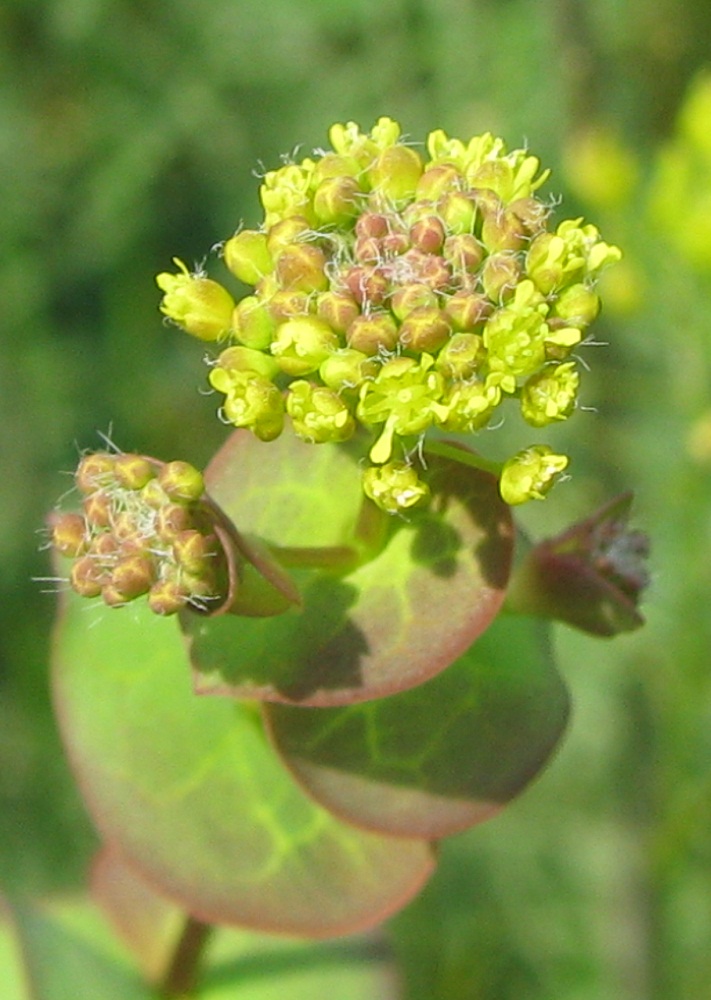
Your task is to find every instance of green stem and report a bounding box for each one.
[424,438,503,477]
[159,916,213,998]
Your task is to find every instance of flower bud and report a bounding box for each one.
[506,493,648,636]
[367,145,423,204]
[415,163,462,202]
[70,556,106,598]
[266,289,311,323]
[156,259,234,341]
[481,207,527,253]
[158,461,205,503]
[342,265,389,307]
[51,513,89,557]
[223,231,274,284]
[319,348,377,390]
[443,233,485,273]
[233,296,277,350]
[481,253,522,302]
[312,152,362,184]
[110,553,156,600]
[173,529,217,576]
[266,216,312,256]
[399,249,451,291]
[210,367,285,441]
[113,454,155,490]
[443,290,491,331]
[438,191,477,234]
[275,243,329,293]
[156,503,194,540]
[316,291,361,334]
[83,491,112,528]
[390,283,438,322]
[214,344,280,381]
[75,453,116,494]
[313,176,361,225]
[398,306,451,353]
[346,313,399,355]
[355,212,391,239]
[552,283,600,327]
[147,579,186,617]
[435,332,485,380]
[409,214,446,253]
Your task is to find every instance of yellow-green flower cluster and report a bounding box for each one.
[50,452,229,615]
[157,118,621,512]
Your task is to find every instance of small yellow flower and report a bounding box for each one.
[499,446,569,505]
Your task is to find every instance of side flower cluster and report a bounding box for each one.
[50,452,230,615]
[157,118,621,513]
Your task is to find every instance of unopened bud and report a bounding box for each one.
[443,233,485,273]
[113,454,155,490]
[75,453,116,494]
[481,252,522,302]
[223,230,274,285]
[435,332,485,379]
[313,175,361,225]
[110,553,156,600]
[398,306,451,353]
[158,461,205,503]
[415,163,462,202]
[51,513,88,557]
[444,290,491,331]
[156,259,235,342]
[275,243,329,294]
[316,291,361,334]
[347,313,399,354]
[367,146,423,203]
[233,296,277,350]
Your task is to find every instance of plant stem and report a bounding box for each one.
[159,916,213,998]
[424,438,503,477]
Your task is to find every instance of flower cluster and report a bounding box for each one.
[50,452,230,615]
[157,118,621,512]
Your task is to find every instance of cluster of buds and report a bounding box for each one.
[50,452,231,615]
[157,118,622,513]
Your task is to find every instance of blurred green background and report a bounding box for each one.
[2,0,711,996]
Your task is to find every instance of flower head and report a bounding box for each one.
[50,451,232,615]
[157,119,621,512]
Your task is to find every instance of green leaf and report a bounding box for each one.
[265,615,570,838]
[201,931,397,1000]
[6,898,152,1000]
[52,595,435,937]
[185,429,514,706]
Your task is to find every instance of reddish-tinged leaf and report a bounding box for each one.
[52,594,435,938]
[91,845,184,981]
[266,615,569,839]
[185,429,514,706]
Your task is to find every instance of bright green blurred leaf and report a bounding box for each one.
[7,898,151,1000]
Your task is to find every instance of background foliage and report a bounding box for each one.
[2,0,711,996]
